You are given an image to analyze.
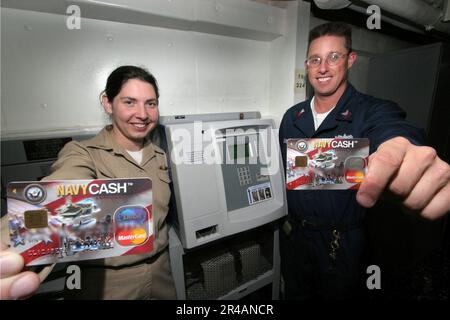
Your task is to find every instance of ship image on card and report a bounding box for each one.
[7,178,153,266]
[286,138,369,190]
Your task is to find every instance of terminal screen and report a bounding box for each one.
[228,143,250,160]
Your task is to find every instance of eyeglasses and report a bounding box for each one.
[306,52,348,68]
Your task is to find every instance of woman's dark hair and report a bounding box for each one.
[103,65,159,102]
[308,21,352,53]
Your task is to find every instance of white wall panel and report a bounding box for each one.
[1,5,281,137]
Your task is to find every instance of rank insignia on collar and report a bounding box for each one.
[341,110,352,119]
[296,109,305,119]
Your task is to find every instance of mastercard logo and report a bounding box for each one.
[116,228,148,246]
[345,170,365,183]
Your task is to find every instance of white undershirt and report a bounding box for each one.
[310,96,335,131]
[126,149,143,165]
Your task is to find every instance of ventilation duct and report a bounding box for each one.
[313,0,450,35]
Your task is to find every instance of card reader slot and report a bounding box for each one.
[196,225,218,239]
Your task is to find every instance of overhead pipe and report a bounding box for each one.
[313,0,351,9]
[312,0,450,34]
[357,0,450,33]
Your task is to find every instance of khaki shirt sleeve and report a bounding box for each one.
[43,141,96,180]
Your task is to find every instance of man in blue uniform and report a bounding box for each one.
[279,21,450,299]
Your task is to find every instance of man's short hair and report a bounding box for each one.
[308,21,352,53]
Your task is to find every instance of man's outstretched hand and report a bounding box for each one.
[357,136,450,220]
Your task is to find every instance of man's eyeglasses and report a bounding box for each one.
[306,52,348,68]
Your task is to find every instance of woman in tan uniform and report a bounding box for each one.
[0,65,176,300]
